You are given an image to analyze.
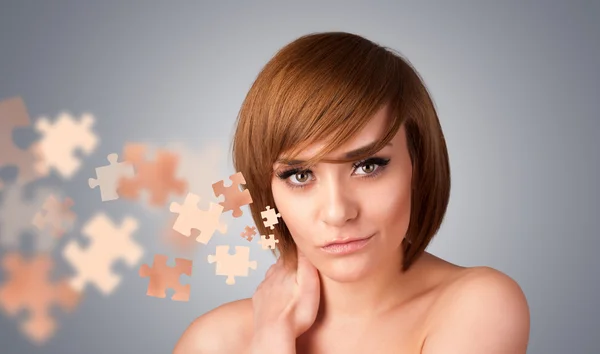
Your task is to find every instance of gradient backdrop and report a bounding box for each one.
[0,1,598,353]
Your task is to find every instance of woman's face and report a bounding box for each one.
[271,104,413,282]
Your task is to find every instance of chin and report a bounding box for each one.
[318,255,380,283]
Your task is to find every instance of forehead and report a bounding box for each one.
[283,103,396,161]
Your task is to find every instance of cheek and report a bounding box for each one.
[361,175,412,232]
[271,182,312,244]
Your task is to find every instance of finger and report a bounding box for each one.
[296,249,317,285]
[265,263,277,278]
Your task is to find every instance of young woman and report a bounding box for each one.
[174,31,530,354]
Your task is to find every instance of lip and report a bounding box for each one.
[320,234,374,255]
[322,235,373,247]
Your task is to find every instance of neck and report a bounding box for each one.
[315,245,423,324]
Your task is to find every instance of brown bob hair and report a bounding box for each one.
[230,31,450,272]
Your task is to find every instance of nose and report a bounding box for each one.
[317,176,358,227]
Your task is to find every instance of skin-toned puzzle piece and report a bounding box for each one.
[162,215,200,256]
[165,142,225,207]
[257,234,279,250]
[31,194,76,238]
[0,96,47,190]
[139,254,192,301]
[0,185,62,251]
[34,111,99,179]
[261,205,281,230]
[117,143,187,206]
[0,253,80,344]
[169,192,228,244]
[240,225,257,241]
[212,171,253,218]
[62,213,144,295]
[88,153,135,201]
[207,245,258,285]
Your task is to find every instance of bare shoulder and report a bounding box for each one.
[173,298,254,354]
[423,266,531,354]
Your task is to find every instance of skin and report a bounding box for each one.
[174,103,531,354]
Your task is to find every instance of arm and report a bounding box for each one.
[173,315,216,354]
[249,252,320,354]
[421,267,530,354]
[173,300,252,354]
[250,326,296,354]
[173,312,227,354]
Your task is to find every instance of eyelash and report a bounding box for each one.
[275,157,391,190]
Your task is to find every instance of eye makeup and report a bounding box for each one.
[275,156,391,190]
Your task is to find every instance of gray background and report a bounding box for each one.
[0,0,598,353]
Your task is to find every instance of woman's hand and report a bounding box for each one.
[250,250,321,352]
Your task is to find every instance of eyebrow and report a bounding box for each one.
[276,141,392,166]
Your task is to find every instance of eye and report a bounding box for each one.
[352,157,390,177]
[290,171,311,184]
[355,162,377,175]
[275,156,391,190]
[275,168,314,189]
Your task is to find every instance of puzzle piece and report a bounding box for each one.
[166,142,225,206]
[118,143,187,206]
[212,172,253,218]
[63,213,143,295]
[162,216,200,256]
[88,153,135,201]
[32,195,76,237]
[34,111,98,179]
[207,245,257,285]
[0,184,63,251]
[169,192,227,244]
[139,254,192,301]
[240,225,257,241]
[0,253,80,344]
[258,234,279,250]
[261,205,281,230]
[0,96,47,190]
